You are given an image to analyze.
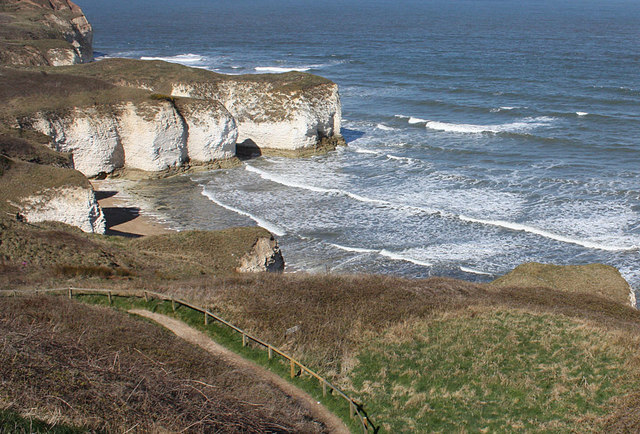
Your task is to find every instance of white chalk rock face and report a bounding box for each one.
[236,235,285,273]
[117,101,187,172]
[172,80,342,151]
[27,108,123,178]
[177,99,237,163]
[19,186,105,234]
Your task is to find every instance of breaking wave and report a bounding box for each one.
[425,116,556,134]
[200,189,286,236]
[140,53,205,64]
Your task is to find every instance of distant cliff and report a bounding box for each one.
[0,0,93,66]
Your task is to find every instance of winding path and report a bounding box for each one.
[129,309,350,434]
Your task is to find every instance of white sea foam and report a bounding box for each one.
[458,215,638,252]
[245,164,390,206]
[490,106,519,113]
[245,165,637,252]
[408,117,428,124]
[140,53,204,64]
[380,250,433,267]
[329,243,378,253]
[386,154,419,164]
[254,65,321,73]
[376,123,396,131]
[459,266,494,276]
[330,244,433,267]
[394,114,410,119]
[425,116,555,134]
[576,112,589,116]
[200,189,286,236]
[352,148,381,155]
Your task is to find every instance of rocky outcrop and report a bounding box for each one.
[171,78,342,154]
[0,152,105,234]
[236,234,285,273]
[19,98,237,177]
[57,59,343,156]
[491,262,636,308]
[17,185,105,233]
[0,0,93,67]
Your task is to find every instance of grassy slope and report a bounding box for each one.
[0,295,326,432]
[0,128,71,167]
[0,67,151,122]
[0,155,89,213]
[491,262,632,306]
[0,214,275,287]
[142,273,640,432]
[0,4,73,65]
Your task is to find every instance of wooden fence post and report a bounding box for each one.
[268,346,273,360]
[171,297,176,312]
[242,334,247,347]
[67,288,71,299]
[350,401,355,419]
[204,311,208,325]
[108,291,112,305]
[290,359,295,378]
[144,291,149,302]
[322,380,327,397]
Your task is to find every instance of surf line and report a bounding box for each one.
[329,243,434,267]
[200,188,286,236]
[244,165,637,252]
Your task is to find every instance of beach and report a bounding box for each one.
[92,180,173,237]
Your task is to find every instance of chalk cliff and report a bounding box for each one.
[236,234,285,273]
[18,185,105,233]
[0,152,104,234]
[0,0,93,66]
[16,97,237,178]
[55,59,343,156]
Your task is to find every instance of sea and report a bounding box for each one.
[78,0,640,293]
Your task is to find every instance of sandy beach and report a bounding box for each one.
[92,180,173,237]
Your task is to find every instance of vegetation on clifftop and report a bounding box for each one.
[0,0,91,67]
[54,58,334,95]
[0,295,326,432]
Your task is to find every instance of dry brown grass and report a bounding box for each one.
[0,295,328,432]
[0,128,71,167]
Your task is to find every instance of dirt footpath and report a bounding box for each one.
[129,309,350,434]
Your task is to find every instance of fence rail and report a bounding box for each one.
[1,287,375,433]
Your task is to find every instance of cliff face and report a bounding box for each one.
[171,79,342,154]
[18,185,105,233]
[54,59,344,156]
[0,151,104,234]
[17,98,237,177]
[0,0,93,67]
[236,235,285,273]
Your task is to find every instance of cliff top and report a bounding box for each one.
[55,58,335,94]
[0,0,92,66]
[490,262,633,306]
[0,67,151,120]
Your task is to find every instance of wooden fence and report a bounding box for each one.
[1,287,375,433]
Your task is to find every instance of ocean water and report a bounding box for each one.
[79,0,640,290]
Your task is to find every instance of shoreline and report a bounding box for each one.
[92,180,174,237]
